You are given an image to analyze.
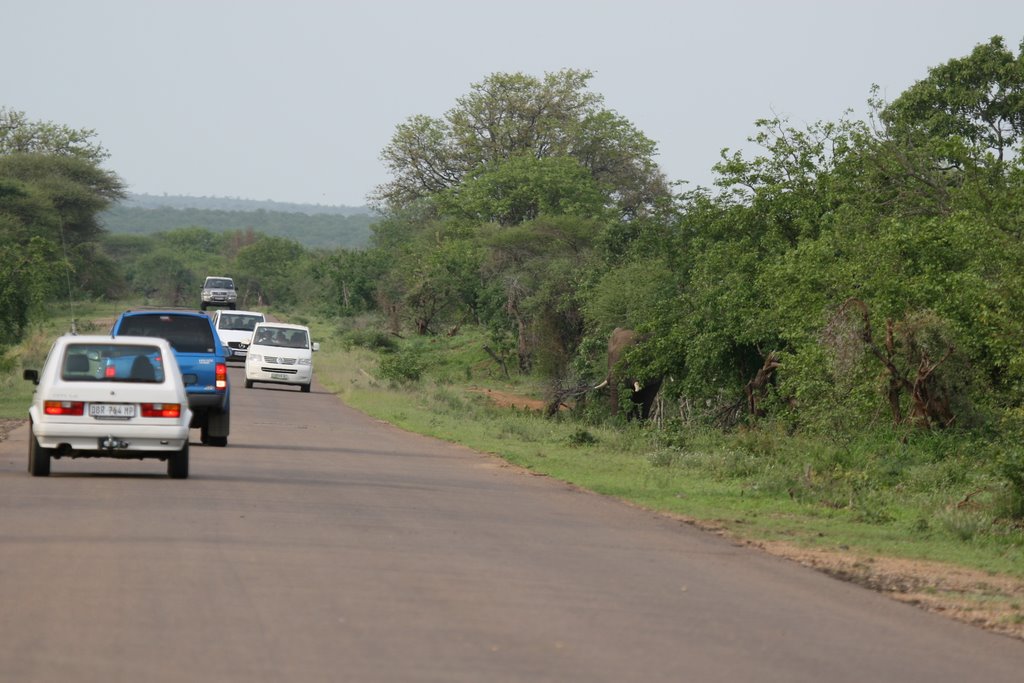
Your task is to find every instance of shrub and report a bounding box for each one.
[347,328,400,353]
[378,349,426,384]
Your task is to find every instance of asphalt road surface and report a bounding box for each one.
[2,365,1023,682]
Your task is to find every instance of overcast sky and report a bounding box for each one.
[4,1,1022,207]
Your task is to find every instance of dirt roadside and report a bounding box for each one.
[4,406,1022,641]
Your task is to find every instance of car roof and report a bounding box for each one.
[120,309,210,318]
[252,321,309,331]
[58,334,175,347]
[217,309,264,317]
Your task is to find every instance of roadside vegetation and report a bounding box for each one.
[3,38,1024,630]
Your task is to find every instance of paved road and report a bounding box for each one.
[2,365,1022,682]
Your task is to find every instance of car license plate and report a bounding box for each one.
[270,373,289,380]
[89,403,135,418]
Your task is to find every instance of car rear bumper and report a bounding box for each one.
[186,392,229,411]
[33,420,190,453]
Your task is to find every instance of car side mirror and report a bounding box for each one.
[182,373,199,387]
[312,342,320,352]
[23,369,39,385]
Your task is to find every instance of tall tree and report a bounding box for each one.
[0,107,110,163]
[880,35,1024,168]
[372,69,669,218]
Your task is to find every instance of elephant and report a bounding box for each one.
[594,327,663,420]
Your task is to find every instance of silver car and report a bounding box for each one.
[200,276,237,311]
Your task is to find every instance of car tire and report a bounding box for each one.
[301,383,311,393]
[200,424,229,448]
[200,303,207,311]
[244,378,253,389]
[28,423,51,477]
[168,442,189,479]
[228,304,236,310]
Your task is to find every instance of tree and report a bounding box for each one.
[0,153,125,246]
[438,154,610,226]
[234,236,307,307]
[0,151,126,336]
[373,69,669,218]
[881,36,1024,168]
[0,237,63,348]
[0,107,110,163]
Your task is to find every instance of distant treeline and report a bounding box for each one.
[121,193,372,216]
[100,203,377,249]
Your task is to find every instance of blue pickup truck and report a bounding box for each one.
[111,310,231,447]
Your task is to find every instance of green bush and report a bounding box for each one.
[378,349,426,384]
[346,328,399,353]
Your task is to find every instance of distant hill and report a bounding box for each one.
[122,193,373,216]
[101,194,379,249]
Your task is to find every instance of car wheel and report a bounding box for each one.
[228,304,236,310]
[200,421,229,448]
[301,383,311,393]
[28,424,51,477]
[244,378,253,389]
[200,303,207,311]
[168,442,189,479]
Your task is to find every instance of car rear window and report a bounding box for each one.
[62,343,165,383]
[117,314,217,354]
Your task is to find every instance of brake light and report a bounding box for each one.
[104,364,116,378]
[44,400,85,416]
[140,403,181,418]
[216,362,227,390]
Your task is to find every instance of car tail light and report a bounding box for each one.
[44,400,85,416]
[216,362,227,390]
[140,403,181,418]
[104,364,116,378]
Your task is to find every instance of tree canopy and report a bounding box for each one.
[0,112,125,346]
[372,69,669,218]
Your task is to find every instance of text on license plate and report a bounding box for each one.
[271,373,289,380]
[89,403,136,418]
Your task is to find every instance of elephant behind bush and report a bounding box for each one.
[596,327,663,420]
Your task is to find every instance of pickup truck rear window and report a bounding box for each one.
[117,314,217,354]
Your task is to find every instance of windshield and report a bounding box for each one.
[62,343,166,383]
[218,313,264,331]
[253,326,309,349]
[206,278,234,289]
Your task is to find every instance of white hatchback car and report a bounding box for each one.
[244,322,319,392]
[211,309,266,362]
[22,334,195,478]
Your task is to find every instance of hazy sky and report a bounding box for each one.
[4,1,1022,207]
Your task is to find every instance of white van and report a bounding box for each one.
[244,322,319,392]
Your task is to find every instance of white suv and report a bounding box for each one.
[200,276,237,311]
[212,309,266,362]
